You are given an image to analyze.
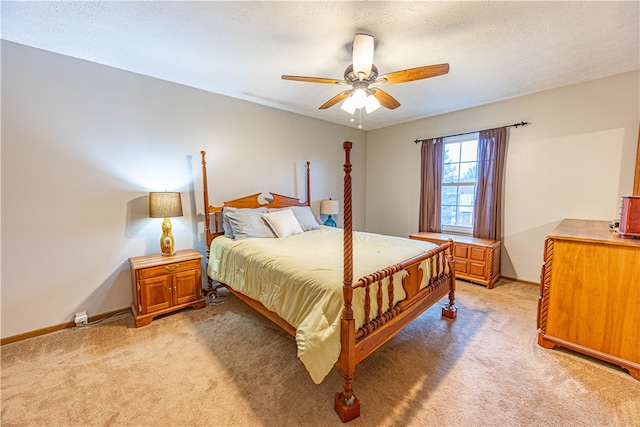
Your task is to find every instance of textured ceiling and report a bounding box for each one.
[2,1,639,131]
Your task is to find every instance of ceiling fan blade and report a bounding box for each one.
[352,33,374,79]
[371,88,401,110]
[377,63,450,85]
[319,90,352,110]
[281,75,345,85]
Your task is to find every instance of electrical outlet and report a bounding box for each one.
[74,311,88,327]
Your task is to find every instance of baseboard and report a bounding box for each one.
[499,275,539,286]
[1,307,131,345]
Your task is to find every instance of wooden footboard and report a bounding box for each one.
[351,243,455,360]
[334,141,457,422]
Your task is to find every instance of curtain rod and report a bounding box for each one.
[413,121,531,144]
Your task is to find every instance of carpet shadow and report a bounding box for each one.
[192,288,488,426]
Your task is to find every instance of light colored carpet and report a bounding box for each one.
[2,279,638,426]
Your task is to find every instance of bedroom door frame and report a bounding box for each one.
[634,124,640,196]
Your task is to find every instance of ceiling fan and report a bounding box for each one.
[282,33,449,114]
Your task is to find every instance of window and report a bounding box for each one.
[441,132,479,234]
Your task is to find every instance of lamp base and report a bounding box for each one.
[324,215,337,227]
[160,217,176,256]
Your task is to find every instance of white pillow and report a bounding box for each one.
[268,206,321,232]
[224,207,274,240]
[262,209,304,238]
[290,206,322,231]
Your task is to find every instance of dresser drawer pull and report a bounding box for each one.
[164,264,179,273]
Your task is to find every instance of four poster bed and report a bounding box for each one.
[200,141,457,422]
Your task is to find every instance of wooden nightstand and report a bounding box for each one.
[129,249,206,327]
[409,232,500,289]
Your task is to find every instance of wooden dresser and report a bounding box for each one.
[537,219,640,380]
[409,232,500,289]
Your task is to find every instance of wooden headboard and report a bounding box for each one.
[200,151,311,249]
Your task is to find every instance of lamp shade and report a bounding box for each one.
[320,199,339,216]
[149,192,183,218]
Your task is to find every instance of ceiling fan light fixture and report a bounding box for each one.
[364,94,381,113]
[352,87,367,108]
[352,33,374,79]
[340,95,357,114]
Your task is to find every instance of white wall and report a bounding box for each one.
[366,71,640,283]
[3,39,638,339]
[1,41,366,339]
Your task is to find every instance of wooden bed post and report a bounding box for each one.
[200,151,211,249]
[306,161,311,206]
[335,141,361,422]
[200,151,216,292]
[441,238,457,319]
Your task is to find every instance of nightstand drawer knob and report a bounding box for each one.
[164,264,179,273]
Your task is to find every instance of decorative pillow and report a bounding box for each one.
[223,207,273,240]
[262,209,304,238]
[268,206,321,232]
[290,206,322,231]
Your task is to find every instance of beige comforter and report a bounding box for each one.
[207,226,437,384]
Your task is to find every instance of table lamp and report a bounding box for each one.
[320,199,339,227]
[149,192,183,256]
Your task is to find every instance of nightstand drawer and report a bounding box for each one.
[138,259,201,279]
